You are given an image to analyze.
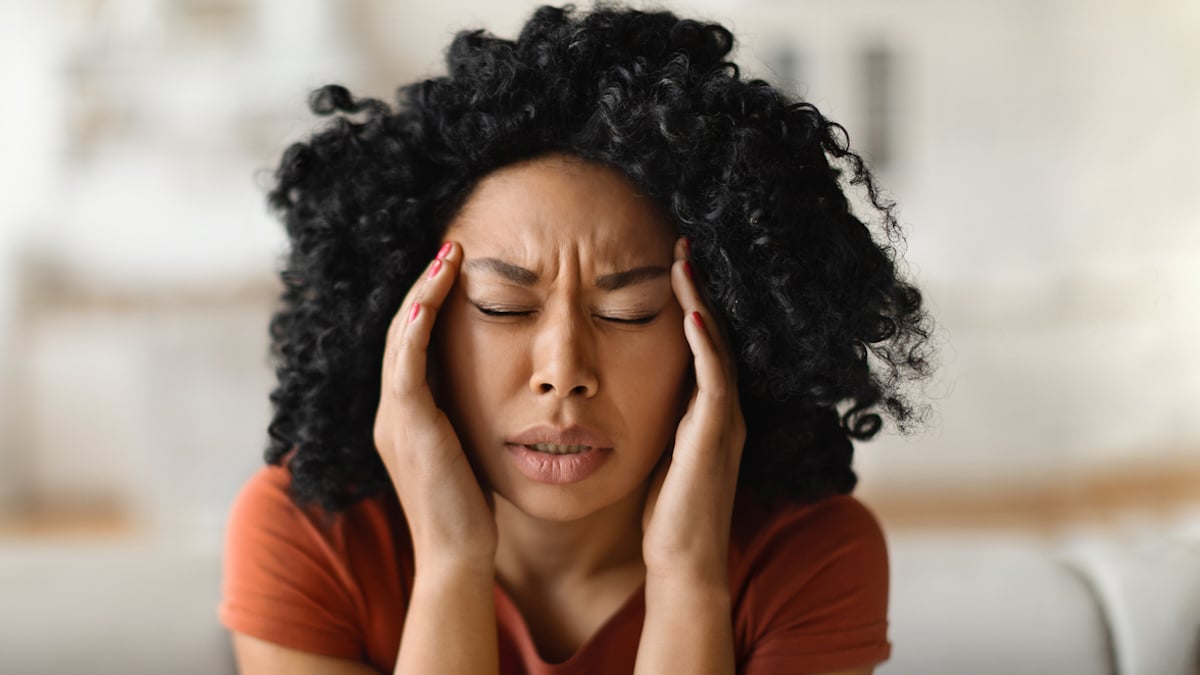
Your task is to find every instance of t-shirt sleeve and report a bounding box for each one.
[737,495,892,675]
[218,465,365,660]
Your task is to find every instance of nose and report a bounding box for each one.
[529,303,600,399]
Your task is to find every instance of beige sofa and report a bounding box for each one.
[882,527,1200,675]
[1,525,1197,674]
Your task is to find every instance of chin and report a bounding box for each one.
[497,484,634,524]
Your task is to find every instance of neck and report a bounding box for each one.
[493,488,646,591]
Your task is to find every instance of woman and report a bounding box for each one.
[220,5,932,674]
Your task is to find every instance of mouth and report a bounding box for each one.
[522,443,593,455]
[503,442,612,484]
[504,424,614,483]
[506,423,615,451]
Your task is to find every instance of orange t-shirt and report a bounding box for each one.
[219,464,891,674]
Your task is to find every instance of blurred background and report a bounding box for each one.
[1,0,1197,673]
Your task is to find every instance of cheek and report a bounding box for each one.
[430,299,513,424]
[606,321,693,439]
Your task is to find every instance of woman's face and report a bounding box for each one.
[431,154,692,523]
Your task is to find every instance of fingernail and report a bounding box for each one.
[409,302,421,323]
[428,258,443,278]
[684,260,694,280]
[682,237,691,259]
[691,311,705,330]
[436,242,452,260]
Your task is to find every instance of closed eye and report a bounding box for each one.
[472,304,657,325]
[603,314,658,325]
[474,305,534,318]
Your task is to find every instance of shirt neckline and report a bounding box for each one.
[492,578,646,670]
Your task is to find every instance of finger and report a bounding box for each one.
[382,242,452,371]
[672,240,735,379]
[387,241,461,397]
[680,305,731,426]
[672,245,742,454]
[674,237,737,363]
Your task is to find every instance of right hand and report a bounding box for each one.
[373,241,497,574]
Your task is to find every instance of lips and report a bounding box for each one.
[501,425,612,484]
[501,424,616,484]
[506,424,615,450]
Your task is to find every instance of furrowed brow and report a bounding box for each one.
[466,258,539,286]
[594,266,669,291]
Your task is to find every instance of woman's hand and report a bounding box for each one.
[379,244,500,674]
[634,236,744,675]
[641,236,747,582]
[373,241,498,574]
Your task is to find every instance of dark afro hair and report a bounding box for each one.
[263,3,935,513]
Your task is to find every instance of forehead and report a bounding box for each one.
[444,155,676,256]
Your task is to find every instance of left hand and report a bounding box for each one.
[641,236,747,581]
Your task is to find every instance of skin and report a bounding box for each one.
[430,155,694,658]
[231,154,875,675]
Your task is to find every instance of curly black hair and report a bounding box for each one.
[263,3,934,514]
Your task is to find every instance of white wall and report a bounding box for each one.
[1,0,1197,525]
[732,0,1200,491]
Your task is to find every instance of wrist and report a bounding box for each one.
[642,516,732,582]
[412,554,496,586]
[408,527,497,579]
[644,565,730,604]
[636,575,734,675]
[398,555,499,675]
[644,547,729,586]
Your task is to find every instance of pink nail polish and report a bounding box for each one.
[428,258,443,278]
[436,242,452,260]
[691,311,705,330]
[409,302,421,323]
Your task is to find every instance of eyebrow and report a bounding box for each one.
[467,258,539,286]
[466,257,669,291]
[594,265,669,291]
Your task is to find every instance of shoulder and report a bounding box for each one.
[220,464,408,662]
[729,492,892,673]
[224,463,349,556]
[223,462,410,584]
[226,463,303,532]
[731,492,888,580]
[225,463,404,549]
